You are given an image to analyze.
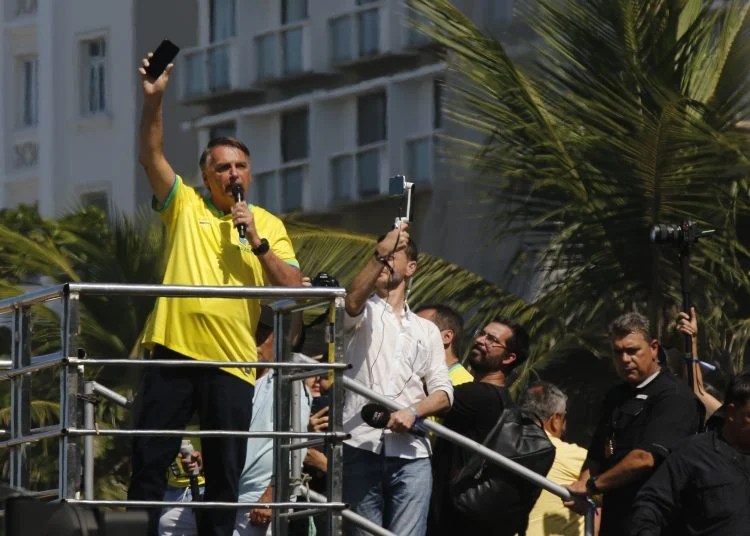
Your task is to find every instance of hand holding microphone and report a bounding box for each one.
[179,440,203,502]
[231,184,247,240]
[360,403,426,437]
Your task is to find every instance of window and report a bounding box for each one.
[257,34,277,80]
[281,109,308,162]
[209,123,236,140]
[282,27,303,75]
[82,38,107,115]
[357,91,386,145]
[357,149,379,196]
[282,0,307,24]
[210,0,235,42]
[357,8,379,56]
[330,16,352,63]
[19,56,38,127]
[281,167,304,212]
[331,155,354,201]
[255,171,279,213]
[406,137,432,184]
[434,80,444,130]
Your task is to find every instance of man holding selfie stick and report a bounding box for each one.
[342,219,453,536]
[129,48,301,536]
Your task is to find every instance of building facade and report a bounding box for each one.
[1,0,532,294]
[0,0,199,218]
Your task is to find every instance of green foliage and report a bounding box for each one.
[411,0,750,373]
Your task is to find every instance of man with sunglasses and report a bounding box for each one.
[564,312,701,536]
[428,317,530,536]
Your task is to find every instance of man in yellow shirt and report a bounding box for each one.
[523,382,588,536]
[415,304,473,385]
[129,52,302,536]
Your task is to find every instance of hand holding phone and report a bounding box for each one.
[144,39,180,80]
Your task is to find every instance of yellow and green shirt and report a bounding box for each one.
[141,176,299,384]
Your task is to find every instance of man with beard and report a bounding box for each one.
[341,223,453,536]
[427,317,530,536]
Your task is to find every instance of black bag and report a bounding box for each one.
[450,407,556,526]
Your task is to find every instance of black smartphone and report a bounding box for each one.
[145,39,180,80]
[310,395,330,415]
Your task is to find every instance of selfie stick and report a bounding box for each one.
[393,179,415,228]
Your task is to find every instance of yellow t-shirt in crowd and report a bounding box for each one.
[141,176,299,384]
[526,434,587,536]
[449,363,473,386]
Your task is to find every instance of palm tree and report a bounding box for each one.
[411,0,750,373]
[0,207,522,495]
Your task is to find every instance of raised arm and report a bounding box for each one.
[137,53,176,204]
[676,307,722,419]
[345,224,409,316]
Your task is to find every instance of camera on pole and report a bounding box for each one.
[649,219,715,390]
[649,221,715,246]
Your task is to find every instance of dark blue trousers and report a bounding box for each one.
[127,345,254,536]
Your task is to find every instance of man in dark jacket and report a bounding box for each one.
[428,317,530,536]
[564,312,701,536]
[629,370,750,536]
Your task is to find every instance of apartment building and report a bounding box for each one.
[0,0,199,218]
[1,0,530,292]
[181,0,527,291]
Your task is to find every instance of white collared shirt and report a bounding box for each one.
[342,294,453,459]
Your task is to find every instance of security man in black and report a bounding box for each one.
[630,370,750,536]
[564,313,701,536]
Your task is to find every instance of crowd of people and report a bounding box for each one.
[130,51,750,536]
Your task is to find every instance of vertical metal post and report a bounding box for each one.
[83,381,95,499]
[59,289,82,499]
[9,305,31,490]
[327,296,346,536]
[272,306,293,536]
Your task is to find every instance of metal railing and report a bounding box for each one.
[0,283,351,536]
[0,282,594,536]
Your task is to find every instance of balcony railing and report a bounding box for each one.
[329,143,386,203]
[255,22,311,83]
[181,40,236,100]
[329,4,383,65]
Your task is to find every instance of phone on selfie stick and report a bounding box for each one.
[145,39,180,80]
[389,174,415,228]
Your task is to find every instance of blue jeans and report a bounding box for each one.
[343,444,432,536]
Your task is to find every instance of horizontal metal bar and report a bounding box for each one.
[65,358,349,370]
[0,426,63,448]
[67,499,347,510]
[279,507,330,520]
[296,487,394,536]
[341,374,573,501]
[0,285,67,313]
[0,352,65,379]
[90,381,131,408]
[67,428,349,440]
[0,360,10,369]
[65,283,345,300]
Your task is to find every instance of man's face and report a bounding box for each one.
[375,249,416,290]
[726,400,750,451]
[611,332,659,385]
[469,322,514,373]
[202,145,251,212]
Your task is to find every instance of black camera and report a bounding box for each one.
[311,272,339,287]
[650,221,714,246]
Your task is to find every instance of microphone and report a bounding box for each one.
[231,184,247,239]
[360,403,426,437]
[180,440,202,502]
